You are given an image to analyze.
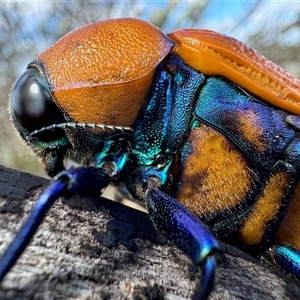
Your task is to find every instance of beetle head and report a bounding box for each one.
[9,18,174,176]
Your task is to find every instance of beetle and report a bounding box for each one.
[1,17,300,299]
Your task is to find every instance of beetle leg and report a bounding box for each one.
[145,185,219,300]
[0,167,110,283]
[266,244,300,281]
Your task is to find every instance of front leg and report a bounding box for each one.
[0,166,110,283]
[145,180,219,300]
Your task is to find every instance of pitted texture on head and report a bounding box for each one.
[38,18,174,126]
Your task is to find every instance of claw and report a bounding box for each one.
[0,167,109,283]
[192,255,217,300]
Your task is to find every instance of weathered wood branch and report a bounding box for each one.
[0,165,299,299]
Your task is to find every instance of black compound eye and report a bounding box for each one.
[11,67,65,134]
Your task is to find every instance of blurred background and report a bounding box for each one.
[0,0,299,178]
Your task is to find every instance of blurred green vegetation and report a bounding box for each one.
[0,1,299,177]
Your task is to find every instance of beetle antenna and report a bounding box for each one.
[28,122,134,140]
[73,122,134,134]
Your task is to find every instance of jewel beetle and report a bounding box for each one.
[2,18,300,299]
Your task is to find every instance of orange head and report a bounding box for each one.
[9,18,174,175]
[10,18,174,137]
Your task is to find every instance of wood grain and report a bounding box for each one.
[0,165,299,299]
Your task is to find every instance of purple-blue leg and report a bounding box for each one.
[145,188,219,300]
[0,167,109,283]
[268,244,300,282]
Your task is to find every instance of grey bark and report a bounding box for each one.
[0,165,299,300]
